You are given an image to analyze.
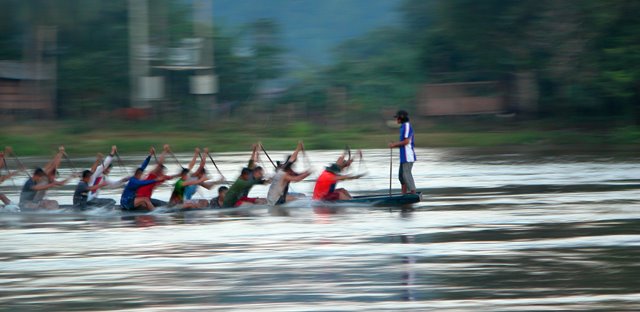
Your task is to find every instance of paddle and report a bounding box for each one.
[206,151,227,182]
[114,151,126,168]
[159,144,182,168]
[169,151,182,168]
[2,155,16,187]
[301,143,312,171]
[260,143,277,169]
[63,152,79,176]
[10,149,31,178]
[344,145,352,162]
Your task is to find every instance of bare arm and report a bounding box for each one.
[200,178,224,190]
[248,144,259,169]
[289,141,303,164]
[389,138,411,148]
[87,180,108,192]
[283,170,311,183]
[196,148,207,173]
[0,171,17,183]
[187,148,201,171]
[31,181,62,191]
[335,173,364,182]
[182,176,208,187]
[90,153,104,173]
[44,146,65,175]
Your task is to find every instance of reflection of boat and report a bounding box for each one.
[3,193,422,214]
[333,192,422,207]
[4,204,261,216]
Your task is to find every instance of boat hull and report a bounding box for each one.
[332,192,422,207]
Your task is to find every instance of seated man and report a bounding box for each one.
[222,167,268,207]
[210,186,228,208]
[266,141,311,206]
[136,146,172,208]
[87,145,127,208]
[73,170,110,210]
[120,150,167,211]
[168,168,210,208]
[312,151,364,201]
[183,148,224,201]
[20,168,65,209]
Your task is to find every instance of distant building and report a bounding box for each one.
[0,61,55,119]
[417,73,538,117]
[418,81,507,116]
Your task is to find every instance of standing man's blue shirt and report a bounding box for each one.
[399,122,416,163]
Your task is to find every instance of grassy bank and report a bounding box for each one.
[2,120,640,156]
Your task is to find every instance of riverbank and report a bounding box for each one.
[2,120,640,156]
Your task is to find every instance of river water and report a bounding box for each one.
[1,148,640,311]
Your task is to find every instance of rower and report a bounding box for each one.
[19,168,66,209]
[223,145,269,207]
[266,141,311,206]
[21,146,74,209]
[120,149,168,211]
[87,145,127,208]
[312,151,364,201]
[135,145,173,208]
[168,167,210,208]
[73,170,110,210]
[183,147,224,201]
[210,186,228,208]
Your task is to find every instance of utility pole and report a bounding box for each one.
[193,0,217,122]
[128,0,150,108]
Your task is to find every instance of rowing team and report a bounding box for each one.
[0,142,366,211]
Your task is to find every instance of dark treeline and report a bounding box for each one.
[311,0,640,124]
[1,0,639,126]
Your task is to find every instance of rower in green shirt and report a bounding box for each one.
[223,144,268,207]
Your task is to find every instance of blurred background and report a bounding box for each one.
[1,0,639,154]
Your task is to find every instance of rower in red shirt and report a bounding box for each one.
[313,150,364,201]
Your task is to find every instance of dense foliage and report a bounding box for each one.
[2,0,639,125]
[316,0,640,123]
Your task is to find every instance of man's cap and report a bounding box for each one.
[394,110,409,118]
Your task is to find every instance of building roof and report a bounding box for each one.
[0,61,53,80]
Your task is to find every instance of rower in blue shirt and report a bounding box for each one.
[120,148,167,211]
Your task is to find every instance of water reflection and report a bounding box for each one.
[400,234,415,302]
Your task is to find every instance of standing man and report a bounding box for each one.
[388,110,416,194]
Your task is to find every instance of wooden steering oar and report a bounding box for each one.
[389,147,392,196]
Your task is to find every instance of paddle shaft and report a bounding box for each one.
[2,157,16,187]
[169,151,182,167]
[64,153,79,175]
[260,145,277,169]
[11,152,31,178]
[206,152,225,179]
